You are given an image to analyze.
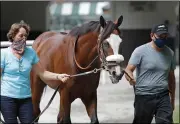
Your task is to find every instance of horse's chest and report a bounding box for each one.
[72,74,100,93]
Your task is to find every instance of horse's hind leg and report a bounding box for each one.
[31,75,46,122]
[81,91,99,124]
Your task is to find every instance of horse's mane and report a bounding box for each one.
[69,21,100,37]
[60,32,68,35]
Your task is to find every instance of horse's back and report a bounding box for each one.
[33,31,68,49]
[33,31,56,49]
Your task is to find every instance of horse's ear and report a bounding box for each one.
[117,15,123,27]
[100,15,106,28]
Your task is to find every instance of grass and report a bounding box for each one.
[173,105,180,124]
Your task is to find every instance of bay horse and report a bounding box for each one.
[31,15,123,123]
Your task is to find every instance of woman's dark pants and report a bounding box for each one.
[0,95,34,123]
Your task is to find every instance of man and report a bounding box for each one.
[125,24,176,124]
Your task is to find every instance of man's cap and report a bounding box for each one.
[151,24,169,35]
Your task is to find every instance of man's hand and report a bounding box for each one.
[128,77,136,85]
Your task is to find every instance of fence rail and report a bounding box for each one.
[1,40,34,48]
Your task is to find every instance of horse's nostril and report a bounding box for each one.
[112,71,116,76]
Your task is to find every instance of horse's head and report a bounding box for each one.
[98,15,124,84]
[70,15,124,84]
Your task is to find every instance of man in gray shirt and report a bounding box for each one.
[125,24,176,124]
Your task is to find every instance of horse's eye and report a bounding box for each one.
[103,42,110,49]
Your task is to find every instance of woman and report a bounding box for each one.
[0,21,70,123]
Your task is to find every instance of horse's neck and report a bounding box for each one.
[76,32,100,68]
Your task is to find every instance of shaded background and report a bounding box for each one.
[1,1,179,66]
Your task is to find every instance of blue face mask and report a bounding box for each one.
[153,37,167,48]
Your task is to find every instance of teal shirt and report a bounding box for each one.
[1,47,39,98]
[128,43,176,95]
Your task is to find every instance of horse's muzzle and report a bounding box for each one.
[109,70,124,84]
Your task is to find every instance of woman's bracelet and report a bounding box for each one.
[56,75,59,80]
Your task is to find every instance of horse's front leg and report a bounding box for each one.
[57,90,71,124]
[81,91,99,124]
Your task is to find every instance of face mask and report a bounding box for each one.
[153,36,167,48]
[11,40,26,55]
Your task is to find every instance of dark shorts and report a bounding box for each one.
[0,95,34,123]
[133,91,173,124]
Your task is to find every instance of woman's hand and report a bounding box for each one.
[57,74,70,83]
